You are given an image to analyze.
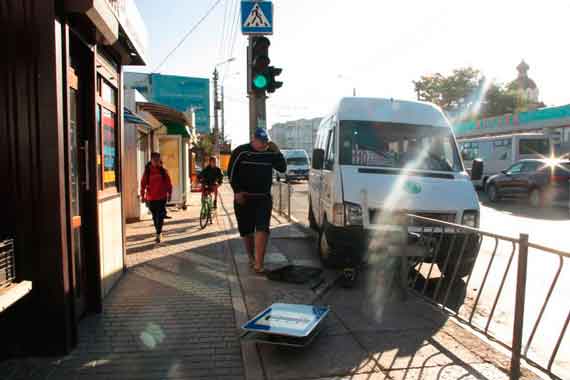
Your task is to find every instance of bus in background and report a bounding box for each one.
[458,133,551,188]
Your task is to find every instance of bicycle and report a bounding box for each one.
[199,185,215,229]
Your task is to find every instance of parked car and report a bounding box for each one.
[276,149,310,182]
[486,159,570,207]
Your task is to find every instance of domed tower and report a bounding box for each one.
[509,60,540,107]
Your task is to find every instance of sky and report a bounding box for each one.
[130,0,570,146]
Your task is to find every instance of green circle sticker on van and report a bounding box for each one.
[404,181,422,194]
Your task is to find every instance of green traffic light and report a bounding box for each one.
[253,74,268,89]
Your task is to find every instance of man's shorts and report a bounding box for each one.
[234,196,272,237]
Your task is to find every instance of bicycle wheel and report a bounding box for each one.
[200,198,210,229]
[208,197,214,224]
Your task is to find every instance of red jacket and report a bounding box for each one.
[140,166,173,201]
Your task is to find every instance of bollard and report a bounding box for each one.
[511,233,528,380]
[287,184,292,220]
[279,183,283,214]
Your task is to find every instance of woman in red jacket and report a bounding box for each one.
[140,152,172,243]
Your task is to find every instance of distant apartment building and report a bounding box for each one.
[270,118,322,154]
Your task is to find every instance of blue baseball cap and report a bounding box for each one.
[254,128,269,142]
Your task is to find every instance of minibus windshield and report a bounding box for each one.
[339,121,462,172]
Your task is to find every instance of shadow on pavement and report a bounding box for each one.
[478,191,569,221]
[228,214,508,379]
[410,271,468,313]
[0,209,245,380]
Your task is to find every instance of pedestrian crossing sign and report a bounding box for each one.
[241,1,273,35]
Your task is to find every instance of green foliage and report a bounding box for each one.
[413,68,480,112]
[481,84,519,118]
[195,133,215,165]
[414,67,542,121]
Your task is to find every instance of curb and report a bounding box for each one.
[218,192,266,380]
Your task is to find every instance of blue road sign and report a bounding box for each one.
[241,1,273,35]
[242,303,329,337]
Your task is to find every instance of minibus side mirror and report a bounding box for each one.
[313,149,325,170]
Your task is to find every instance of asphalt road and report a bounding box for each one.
[285,180,570,379]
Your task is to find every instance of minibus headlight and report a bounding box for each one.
[344,202,363,226]
[462,210,479,228]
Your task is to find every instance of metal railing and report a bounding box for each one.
[405,214,570,380]
[0,238,16,288]
[271,181,292,220]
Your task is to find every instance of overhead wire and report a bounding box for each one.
[226,0,241,82]
[152,0,224,73]
[222,0,240,83]
[217,0,230,62]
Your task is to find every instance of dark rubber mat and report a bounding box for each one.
[265,265,323,284]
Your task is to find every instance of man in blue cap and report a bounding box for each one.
[228,128,287,273]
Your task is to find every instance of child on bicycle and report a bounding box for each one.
[198,157,224,208]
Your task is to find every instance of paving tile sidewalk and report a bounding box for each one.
[1,185,543,380]
[1,193,244,380]
[217,184,539,380]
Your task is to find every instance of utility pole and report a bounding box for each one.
[213,68,220,155]
[221,85,225,147]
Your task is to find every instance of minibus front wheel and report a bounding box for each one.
[436,234,479,279]
[308,197,318,230]
[318,219,339,268]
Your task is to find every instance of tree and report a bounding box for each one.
[413,67,481,112]
[195,133,215,166]
[480,84,518,118]
[414,67,542,121]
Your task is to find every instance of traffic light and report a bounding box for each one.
[266,66,283,93]
[250,36,270,94]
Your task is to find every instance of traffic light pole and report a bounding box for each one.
[249,93,267,137]
[248,36,267,137]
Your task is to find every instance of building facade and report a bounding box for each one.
[454,105,570,156]
[454,61,570,155]
[124,73,210,134]
[1,0,147,356]
[122,88,197,221]
[270,118,322,155]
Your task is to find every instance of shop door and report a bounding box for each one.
[68,67,88,319]
[137,133,149,217]
[159,136,182,204]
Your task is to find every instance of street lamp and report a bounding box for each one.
[212,57,236,154]
[337,74,357,97]
[215,57,236,69]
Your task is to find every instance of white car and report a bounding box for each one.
[308,97,480,278]
[276,149,310,182]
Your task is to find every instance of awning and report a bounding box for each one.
[138,102,193,137]
[124,107,151,125]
